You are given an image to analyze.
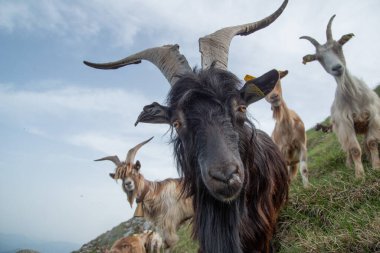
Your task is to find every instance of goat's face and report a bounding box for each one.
[171,75,244,201]
[316,42,346,77]
[136,68,279,202]
[265,70,288,107]
[301,15,354,78]
[110,161,142,206]
[95,137,152,208]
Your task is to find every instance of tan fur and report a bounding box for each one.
[265,72,310,187]
[106,232,150,253]
[132,176,193,253]
[145,231,163,253]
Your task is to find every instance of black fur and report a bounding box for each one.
[168,68,289,253]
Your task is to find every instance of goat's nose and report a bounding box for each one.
[332,64,343,72]
[270,94,279,100]
[125,181,131,186]
[209,166,240,185]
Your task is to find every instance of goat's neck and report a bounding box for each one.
[272,99,291,124]
[136,176,152,202]
[334,69,362,101]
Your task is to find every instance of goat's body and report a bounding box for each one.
[331,71,380,177]
[271,102,309,187]
[137,178,193,252]
[301,14,380,178]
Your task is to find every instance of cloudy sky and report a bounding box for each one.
[0,0,379,247]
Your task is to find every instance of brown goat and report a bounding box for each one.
[262,70,310,187]
[96,138,193,253]
[105,232,150,253]
[315,123,333,133]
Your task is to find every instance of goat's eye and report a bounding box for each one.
[237,105,247,113]
[172,120,181,129]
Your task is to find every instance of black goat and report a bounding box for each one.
[84,1,289,252]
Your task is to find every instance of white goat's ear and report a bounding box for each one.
[338,33,354,46]
[302,54,317,64]
[240,69,279,106]
[135,102,170,126]
[134,160,141,171]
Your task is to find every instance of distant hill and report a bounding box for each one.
[74,85,380,253]
[0,233,79,253]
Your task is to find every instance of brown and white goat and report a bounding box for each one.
[96,137,193,253]
[261,70,310,187]
[105,231,151,253]
[301,15,380,178]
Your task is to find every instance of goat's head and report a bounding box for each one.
[95,137,153,207]
[264,70,288,107]
[85,0,288,203]
[300,15,354,77]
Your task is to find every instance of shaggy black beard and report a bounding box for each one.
[194,176,246,253]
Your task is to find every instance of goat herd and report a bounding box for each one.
[83,0,380,252]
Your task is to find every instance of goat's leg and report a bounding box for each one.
[336,125,364,178]
[288,165,298,181]
[299,145,310,188]
[163,229,179,253]
[366,138,380,170]
[347,140,364,178]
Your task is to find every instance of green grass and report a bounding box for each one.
[273,128,380,253]
[171,128,380,253]
[76,85,380,253]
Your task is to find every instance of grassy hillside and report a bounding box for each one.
[75,86,380,253]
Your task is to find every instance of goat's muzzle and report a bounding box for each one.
[202,161,244,202]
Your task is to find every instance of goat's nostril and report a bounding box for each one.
[210,167,240,184]
[332,64,343,72]
[270,94,278,100]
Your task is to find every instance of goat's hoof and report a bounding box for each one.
[372,162,380,171]
[355,170,365,179]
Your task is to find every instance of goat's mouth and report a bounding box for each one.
[270,99,281,107]
[203,168,244,202]
[332,70,343,77]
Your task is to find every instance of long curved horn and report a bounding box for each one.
[125,137,154,165]
[326,14,336,42]
[94,156,122,166]
[199,0,288,70]
[299,36,321,48]
[84,45,191,86]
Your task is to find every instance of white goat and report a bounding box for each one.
[301,15,380,178]
[96,137,193,253]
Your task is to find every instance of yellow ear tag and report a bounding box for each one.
[244,74,256,82]
[247,84,264,96]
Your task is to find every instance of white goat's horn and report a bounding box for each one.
[125,137,154,165]
[94,156,122,166]
[299,36,321,48]
[84,45,191,86]
[326,14,336,42]
[199,0,288,70]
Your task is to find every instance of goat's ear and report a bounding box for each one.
[135,102,170,126]
[302,54,317,64]
[338,33,354,46]
[109,173,116,179]
[134,160,141,171]
[240,69,279,106]
[279,70,288,79]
